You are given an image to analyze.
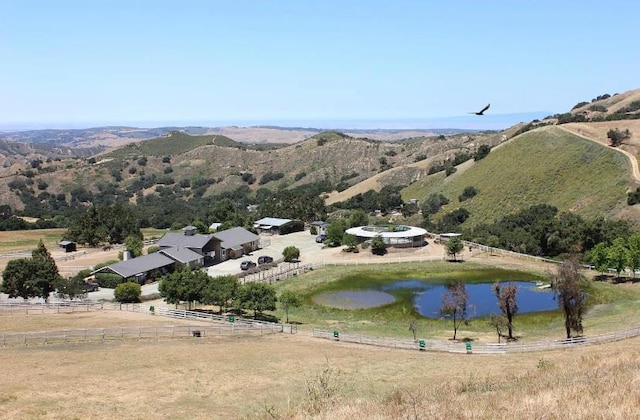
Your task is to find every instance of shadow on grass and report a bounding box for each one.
[594,274,640,284]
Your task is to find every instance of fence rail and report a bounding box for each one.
[0,301,104,315]
[312,326,640,354]
[108,303,295,334]
[1,323,281,347]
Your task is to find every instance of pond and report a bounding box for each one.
[384,280,557,318]
[313,280,557,317]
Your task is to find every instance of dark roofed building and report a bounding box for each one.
[253,217,302,235]
[58,240,76,253]
[93,253,176,283]
[158,247,204,269]
[211,226,259,261]
[157,232,219,263]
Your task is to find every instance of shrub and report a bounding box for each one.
[241,172,256,184]
[445,164,457,176]
[310,225,318,235]
[294,172,307,181]
[473,145,491,161]
[459,186,478,202]
[162,156,171,163]
[280,220,305,235]
[571,101,589,110]
[94,273,126,289]
[147,245,160,254]
[259,171,285,185]
[370,235,387,255]
[163,166,173,174]
[607,128,631,147]
[628,187,640,206]
[114,281,141,303]
[414,153,427,162]
[137,156,147,166]
[283,246,300,262]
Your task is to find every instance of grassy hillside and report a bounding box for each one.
[103,131,244,158]
[402,125,634,227]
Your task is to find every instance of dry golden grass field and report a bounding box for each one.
[1,309,639,419]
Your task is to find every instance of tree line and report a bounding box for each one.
[157,267,302,322]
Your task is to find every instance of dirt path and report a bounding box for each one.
[558,125,640,182]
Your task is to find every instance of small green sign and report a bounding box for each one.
[465,342,472,352]
[149,306,155,312]
[228,315,235,323]
[419,340,425,348]
[333,330,339,339]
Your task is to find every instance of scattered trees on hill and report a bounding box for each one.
[65,204,141,246]
[466,205,631,258]
[458,186,478,202]
[258,171,284,185]
[627,187,640,205]
[333,185,404,215]
[434,208,470,233]
[421,193,450,216]
[440,280,471,340]
[550,259,588,339]
[607,128,631,147]
[492,282,518,341]
[258,189,326,223]
[473,144,491,161]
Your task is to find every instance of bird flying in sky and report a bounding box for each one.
[470,103,490,115]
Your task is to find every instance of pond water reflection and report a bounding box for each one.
[383,280,557,318]
[313,280,557,317]
[313,290,396,309]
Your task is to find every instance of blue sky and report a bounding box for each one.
[1,1,638,129]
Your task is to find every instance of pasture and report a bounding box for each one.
[2,234,640,418]
[0,311,639,419]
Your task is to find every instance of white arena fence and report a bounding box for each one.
[312,326,640,354]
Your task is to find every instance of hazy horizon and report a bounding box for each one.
[0,111,549,132]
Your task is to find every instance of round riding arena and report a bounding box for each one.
[345,225,427,248]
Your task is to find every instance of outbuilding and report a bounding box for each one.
[58,240,77,253]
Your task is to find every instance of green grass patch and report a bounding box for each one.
[402,126,633,228]
[273,261,640,341]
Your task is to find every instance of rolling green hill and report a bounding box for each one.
[402,125,635,228]
[103,131,243,158]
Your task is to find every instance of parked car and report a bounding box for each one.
[315,234,326,243]
[240,260,257,270]
[257,255,273,265]
[83,281,99,292]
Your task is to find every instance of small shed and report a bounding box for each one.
[58,240,76,253]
